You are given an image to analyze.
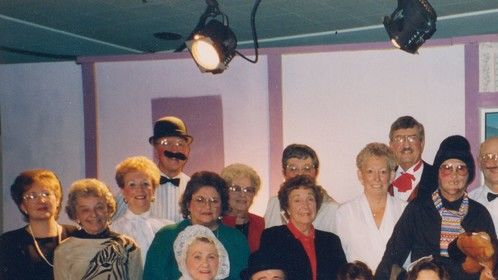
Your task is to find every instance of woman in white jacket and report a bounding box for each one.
[336,142,406,272]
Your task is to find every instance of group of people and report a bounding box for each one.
[0,115,497,280]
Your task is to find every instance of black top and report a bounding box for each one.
[235,222,250,237]
[375,192,497,280]
[72,227,118,239]
[259,225,347,280]
[0,224,77,280]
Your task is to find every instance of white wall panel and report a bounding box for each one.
[282,46,465,202]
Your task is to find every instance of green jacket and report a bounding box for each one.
[144,219,249,280]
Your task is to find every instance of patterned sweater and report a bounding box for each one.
[54,229,142,280]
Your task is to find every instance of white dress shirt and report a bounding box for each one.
[150,172,190,222]
[112,209,173,264]
[469,185,498,233]
[264,195,339,234]
[114,172,190,222]
[336,193,407,272]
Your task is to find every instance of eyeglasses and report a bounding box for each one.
[229,185,256,194]
[192,196,221,206]
[480,153,498,162]
[22,191,53,201]
[439,163,468,176]
[157,138,187,148]
[285,164,315,174]
[392,135,419,144]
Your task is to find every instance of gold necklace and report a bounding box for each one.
[28,224,62,267]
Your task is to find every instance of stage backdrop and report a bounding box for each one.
[0,41,476,232]
[92,45,464,212]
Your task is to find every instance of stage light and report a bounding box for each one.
[184,0,261,74]
[383,0,437,54]
[186,19,237,74]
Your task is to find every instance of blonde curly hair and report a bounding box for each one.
[115,156,161,189]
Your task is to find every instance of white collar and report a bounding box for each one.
[123,209,151,220]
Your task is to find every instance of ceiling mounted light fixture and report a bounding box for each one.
[185,0,261,74]
[186,18,237,74]
[383,0,437,54]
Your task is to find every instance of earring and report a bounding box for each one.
[218,216,223,220]
[123,198,128,204]
[150,196,156,203]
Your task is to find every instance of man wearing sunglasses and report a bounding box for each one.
[388,116,438,202]
[376,135,496,280]
[469,137,498,233]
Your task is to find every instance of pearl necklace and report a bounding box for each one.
[28,224,62,268]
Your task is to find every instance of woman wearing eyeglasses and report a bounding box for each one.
[375,135,497,280]
[0,169,77,280]
[144,171,249,280]
[221,163,264,252]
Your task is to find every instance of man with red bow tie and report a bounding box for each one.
[470,137,498,233]
[388,116,437,202]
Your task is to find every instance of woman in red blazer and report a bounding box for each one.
[221,163,265,252]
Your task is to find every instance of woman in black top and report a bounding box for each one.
[0,169,77,280]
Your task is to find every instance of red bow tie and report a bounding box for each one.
[392,172,416,192]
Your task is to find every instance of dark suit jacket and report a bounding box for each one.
[416,161,438,200]
[389,161,437,202]
[259,225,347,280]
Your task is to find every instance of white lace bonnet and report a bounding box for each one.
[173,224,230,280]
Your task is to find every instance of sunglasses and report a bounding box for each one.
[439,163,468,176]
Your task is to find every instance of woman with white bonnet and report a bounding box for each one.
[174,225,230,280]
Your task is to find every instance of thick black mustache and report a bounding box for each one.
[164,150,188,161]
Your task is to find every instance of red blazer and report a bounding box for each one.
[222,213,264,253]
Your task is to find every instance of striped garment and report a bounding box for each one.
[432,190,469,256]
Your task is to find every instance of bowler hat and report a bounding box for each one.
[240,250,286,280]
[433,135,475,184]
[148,116,193,144]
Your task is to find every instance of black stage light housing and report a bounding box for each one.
[186,19,237,74]
[383,0,437,54]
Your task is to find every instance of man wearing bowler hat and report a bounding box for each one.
[241,250,286,280]
[115,116,193,222]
